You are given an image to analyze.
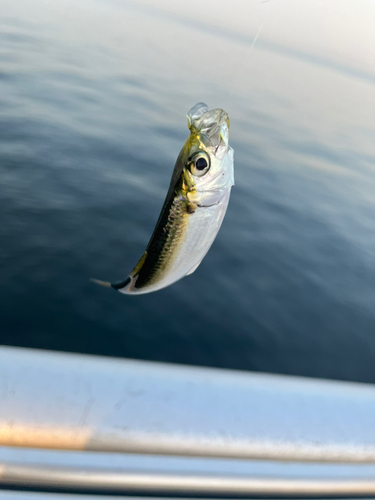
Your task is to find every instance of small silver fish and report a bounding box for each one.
[94,103,234,294]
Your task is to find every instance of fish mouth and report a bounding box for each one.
[187,102,229,154]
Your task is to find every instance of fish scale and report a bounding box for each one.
[139,196,189,288]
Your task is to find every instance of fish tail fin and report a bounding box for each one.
[111,276,131,290]
[90,276,131,292]
[90,278,112,288]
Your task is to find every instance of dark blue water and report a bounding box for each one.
[1,0,375,382]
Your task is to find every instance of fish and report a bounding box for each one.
[93,102,234,295]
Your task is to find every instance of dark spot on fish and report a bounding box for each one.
[186,203,196,214]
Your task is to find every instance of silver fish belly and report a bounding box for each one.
[97,102,234,295]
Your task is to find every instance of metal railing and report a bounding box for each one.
[1,346,375,497]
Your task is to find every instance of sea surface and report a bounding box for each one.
[1,0,375,383]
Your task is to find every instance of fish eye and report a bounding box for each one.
[187,151,210,177]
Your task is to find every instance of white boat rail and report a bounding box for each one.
[1,345,375,497]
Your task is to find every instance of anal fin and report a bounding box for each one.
[186,260,202,276]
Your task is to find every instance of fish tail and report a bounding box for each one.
[90,278,112,288]
[91,276,131,291]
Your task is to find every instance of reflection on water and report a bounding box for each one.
[1,0,375,382]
